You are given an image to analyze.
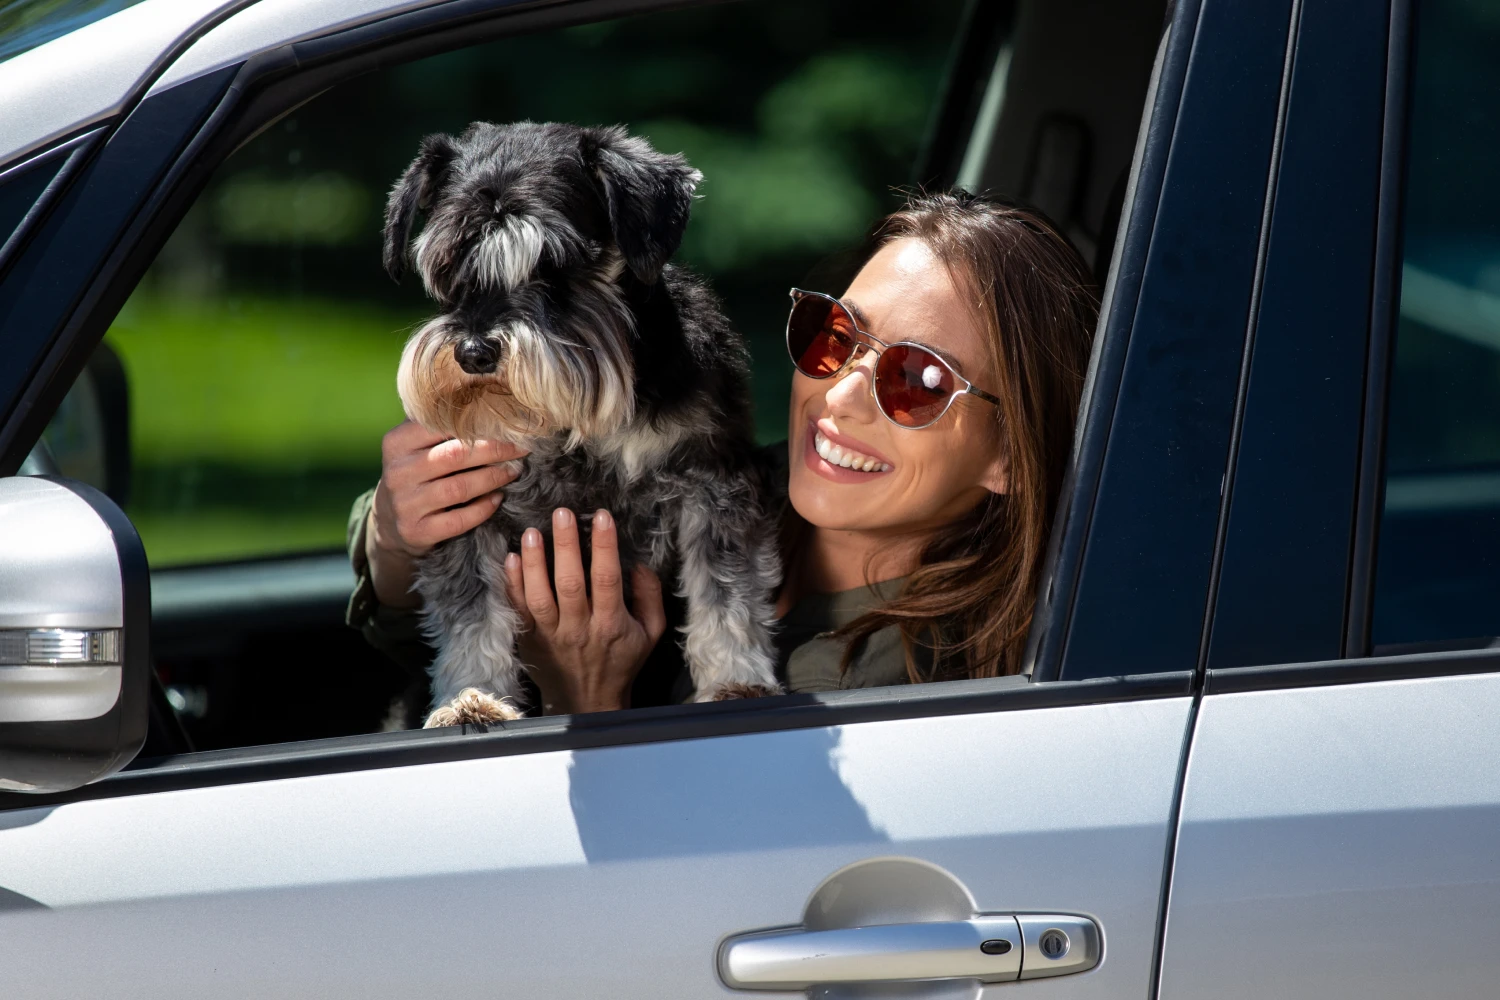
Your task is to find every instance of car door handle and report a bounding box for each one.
[719,914,1100,989]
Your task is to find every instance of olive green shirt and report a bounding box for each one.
[774,577,913,692]
[345,487,915,697]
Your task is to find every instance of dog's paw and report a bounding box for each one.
[424,688,523,729]
[706,683,782,702]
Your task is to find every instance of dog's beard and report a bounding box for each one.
[397,308,635,447]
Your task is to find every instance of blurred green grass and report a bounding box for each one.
[107,294,417,465]
[106,294,418,565]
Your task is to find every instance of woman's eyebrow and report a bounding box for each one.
[842,297,874,329]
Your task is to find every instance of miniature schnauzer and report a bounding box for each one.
[383,121,781,727]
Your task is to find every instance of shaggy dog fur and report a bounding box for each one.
[383,121,780,726]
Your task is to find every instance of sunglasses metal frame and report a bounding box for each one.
[786,288,1001,429]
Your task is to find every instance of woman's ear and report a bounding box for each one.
[979,453,1008,495]
[581,126,702,285]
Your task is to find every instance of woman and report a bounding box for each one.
[348,192,1098,717]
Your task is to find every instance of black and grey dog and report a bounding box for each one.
[383,121,781,727]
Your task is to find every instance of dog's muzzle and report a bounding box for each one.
[454,337,501,375]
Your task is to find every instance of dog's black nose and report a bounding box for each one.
[454,337,500,375]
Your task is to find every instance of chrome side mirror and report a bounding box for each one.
[0,476,149,793]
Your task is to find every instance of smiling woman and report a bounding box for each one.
[778,193,1099,686]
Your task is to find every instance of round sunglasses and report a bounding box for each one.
[785,288,1000,429]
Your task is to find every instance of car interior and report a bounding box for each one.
[21,0,1174,758]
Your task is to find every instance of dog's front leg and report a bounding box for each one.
[671,477,782,702]
[415,526,527,727]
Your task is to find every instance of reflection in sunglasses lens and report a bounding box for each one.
[878,344,953,427]
[788,297,856,377]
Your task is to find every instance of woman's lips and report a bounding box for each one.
[803,420,893,483]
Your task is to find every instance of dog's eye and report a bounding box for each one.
[474,187,505,215]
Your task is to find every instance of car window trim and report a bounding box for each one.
[0,670,1196,810]
[1343,0,1416,658]
[1205,643,1500,695]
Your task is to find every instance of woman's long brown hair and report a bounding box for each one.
[833,192,1099,680]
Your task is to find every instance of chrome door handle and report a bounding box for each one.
[719,914,1100,990]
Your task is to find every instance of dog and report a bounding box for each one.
[382,121,782,727]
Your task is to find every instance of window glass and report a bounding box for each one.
[1372,0,1500,649]
[104,0,966,566]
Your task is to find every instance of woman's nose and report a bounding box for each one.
[824,348,878,418]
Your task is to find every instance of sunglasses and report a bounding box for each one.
[785,288,1000,429]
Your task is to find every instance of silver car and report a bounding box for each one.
[1,0,1497,998]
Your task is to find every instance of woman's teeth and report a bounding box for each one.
[814,431,891,473]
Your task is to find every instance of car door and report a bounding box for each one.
[1159,1,1500,997]
[0,0,1284,997]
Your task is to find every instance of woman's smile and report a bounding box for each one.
[805,419,893,481]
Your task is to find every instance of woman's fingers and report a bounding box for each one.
[502,552,534,632]
[550,508,590,632]
[519,527,558,632]
[419,437,529,481]
[380,419,448,465]
[631,564,668,645]
[415,490,504,548]
[589,510,626,635]
[416,461,518,514]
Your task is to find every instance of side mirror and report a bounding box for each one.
[0,476,149,793]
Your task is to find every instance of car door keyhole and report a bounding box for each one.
[1038,929,1069,960]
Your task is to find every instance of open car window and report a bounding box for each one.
[28,0,1174,756]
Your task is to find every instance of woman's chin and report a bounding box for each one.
[789,469,891,532]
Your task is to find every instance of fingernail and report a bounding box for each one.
[505,552,520,570]
[523,528,541,548]
[491,491,504,505]
[554,508,573,527]
[594,509,611,530]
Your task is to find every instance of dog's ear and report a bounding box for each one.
[383,133,458,282]
[582,126,702,285]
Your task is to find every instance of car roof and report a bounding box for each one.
[0,0,250,172]
[0,0,463,174]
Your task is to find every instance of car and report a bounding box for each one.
[1,0,1497,997]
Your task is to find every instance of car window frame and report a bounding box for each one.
[1202,0,1396,670]
[0,0,1214,810]
[1199,0,1500,691]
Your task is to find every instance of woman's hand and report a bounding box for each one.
[365,420,529,608]
[505,508,668,715]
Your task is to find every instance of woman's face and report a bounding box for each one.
[787,238,1006,538]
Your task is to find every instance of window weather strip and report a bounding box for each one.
[1342,0,1414,658]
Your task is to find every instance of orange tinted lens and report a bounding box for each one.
[876,344,955,427]
[788,296,856,377]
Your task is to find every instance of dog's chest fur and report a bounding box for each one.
[482,428,686,574]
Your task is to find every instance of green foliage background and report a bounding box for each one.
[100,0,965,565]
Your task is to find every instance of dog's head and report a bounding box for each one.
[385,121,702,443]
